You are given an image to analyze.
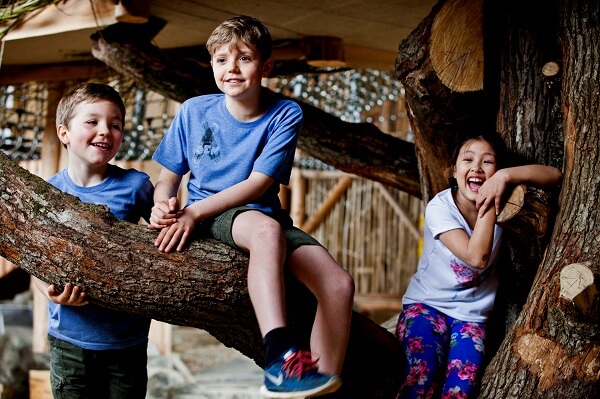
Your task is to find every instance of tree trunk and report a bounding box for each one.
[395,0,496,203]
[478,1,600,398]
[0,150,401,399]
[394,0,599,397]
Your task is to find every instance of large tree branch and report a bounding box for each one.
[0,151,402,398]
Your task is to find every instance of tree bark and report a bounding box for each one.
[477,0,600,398]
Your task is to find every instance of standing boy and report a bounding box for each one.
[149,15,354,398]
[33,83,154,399]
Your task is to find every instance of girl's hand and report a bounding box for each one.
[48,282,88,306]
[476,170,508,217]
[149,197,180,230]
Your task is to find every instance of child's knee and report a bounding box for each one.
[251,216,285,244]
[333,270,355,303]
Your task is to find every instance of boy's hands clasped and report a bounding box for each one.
[149,197,195,252]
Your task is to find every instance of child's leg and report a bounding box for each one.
[48,335,95,398]
[287,245,355,375]
[229,214,344,396]
[230,210,288,336]
[103,344,148,399]
[396,303,450,399]
[441,320,486,398]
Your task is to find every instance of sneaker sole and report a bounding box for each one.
[259,376,341,398]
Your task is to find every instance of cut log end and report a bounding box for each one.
[560,262,598,320]
[542,61,561,78]
[430,0,484,92]
[497,184,526,223]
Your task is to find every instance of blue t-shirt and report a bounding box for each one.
[46,165,154,350]
[402,188,503,322]
[152,92,302,215]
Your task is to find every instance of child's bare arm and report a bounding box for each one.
[477,165,563,216]
[149,168,182,230]
[155,172,275,252]
[33,277,89,306]
[439,205,497,269]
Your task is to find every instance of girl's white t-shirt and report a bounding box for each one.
[403,188,503,322]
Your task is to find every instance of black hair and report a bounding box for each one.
[448,132,508,187]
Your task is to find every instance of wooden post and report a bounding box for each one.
[279,184,290,211]
[28,370,51,399]
[290,168,306,227]
[32,82,65,354]
[149,320,172,356]
[40,82,64,180]
[301,175,353,234]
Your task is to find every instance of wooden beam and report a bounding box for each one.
[290,168,307,227]
[0,62,114,85]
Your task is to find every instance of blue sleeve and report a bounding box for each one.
[152,101,191,176]
[252,101,302,185]
[135,174,154,223]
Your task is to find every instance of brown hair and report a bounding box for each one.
[56,83,126,129]
[206,15,272,60]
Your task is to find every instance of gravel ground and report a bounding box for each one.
[147,326,264,399]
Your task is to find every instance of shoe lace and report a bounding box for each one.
[282,350,319,378]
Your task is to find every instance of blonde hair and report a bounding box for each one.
[206,15,272,60]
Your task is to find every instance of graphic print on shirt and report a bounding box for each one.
[193,120,221,163]
[450,258,482,288]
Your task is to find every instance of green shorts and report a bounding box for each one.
[199,206,322,259]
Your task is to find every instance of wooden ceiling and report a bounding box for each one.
[1,0,436,72]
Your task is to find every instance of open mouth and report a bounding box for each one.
[92,143,110,150]
[467,177,484,191]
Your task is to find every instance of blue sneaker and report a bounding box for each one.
[259,348,341,398]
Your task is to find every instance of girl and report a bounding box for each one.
[396,132,562,398]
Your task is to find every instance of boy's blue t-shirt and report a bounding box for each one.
[152,92,302,215]
[46,165,154,350]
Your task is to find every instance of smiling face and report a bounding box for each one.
[453,138,498,206]
[211,40,273,102]
[58,100,124,170]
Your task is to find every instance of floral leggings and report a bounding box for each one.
[395,303,486,399]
